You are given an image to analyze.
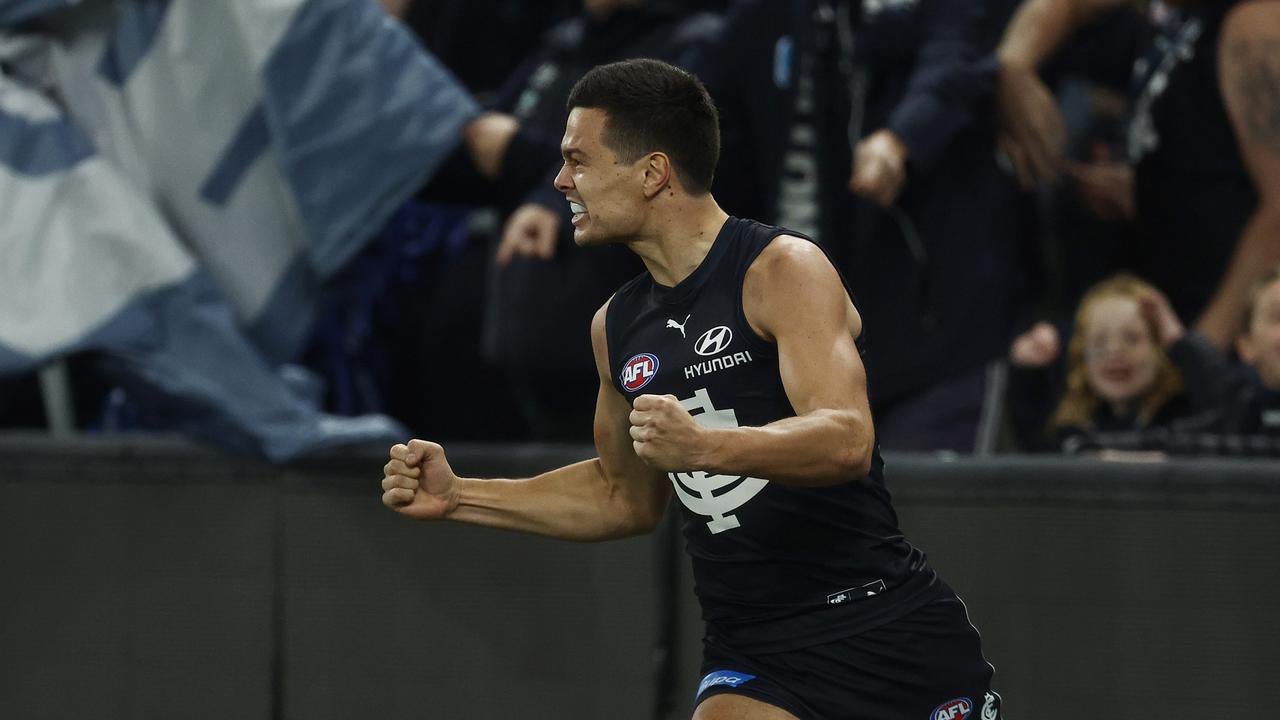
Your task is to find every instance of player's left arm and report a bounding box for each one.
[1197,1,1280,348]
[629,236,873,486]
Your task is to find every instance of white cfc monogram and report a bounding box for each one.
[669,388,768,534]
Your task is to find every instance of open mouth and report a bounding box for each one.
[1100,366,1135,383]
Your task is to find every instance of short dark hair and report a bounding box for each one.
[566,58,720,195]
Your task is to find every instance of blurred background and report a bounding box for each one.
[2,0,1278,718]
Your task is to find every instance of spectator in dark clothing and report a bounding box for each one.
[688,0,1030,453]
[1041,8,1143,315]
[1161,266,1280,451]
[1049,274,1186,453]
[1232,266,1280,434]
[1018,273,1280,455]
[421,2,723,213]
[418,0,723,440]
[994,8,1148,451]
[997,0,1280,352]
[396,0,579,100]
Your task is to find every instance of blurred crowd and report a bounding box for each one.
[1,0,1276,459]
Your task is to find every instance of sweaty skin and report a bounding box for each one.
[381,101,879,720]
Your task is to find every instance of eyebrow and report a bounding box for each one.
[561,147,585,161]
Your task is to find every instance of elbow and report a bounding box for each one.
[799,409,875,485]
[624,491,668,536]
[841,441,873,481]
[627,511,664,538]
[599,477,667,540]
[809,447,869,487]
[850,446,873,479]
[841,412,875,480]
[600,501,662,540]
[580,508,652,542]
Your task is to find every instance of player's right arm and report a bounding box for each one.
[380,301,671,541]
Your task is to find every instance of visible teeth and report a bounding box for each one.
[569,202,586,214]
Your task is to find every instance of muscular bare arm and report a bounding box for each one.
[627,237,873,486]
[381,301,670,541]
[995,0,1129,186]
[998,0,1125,70]
[1198,1,1280,348]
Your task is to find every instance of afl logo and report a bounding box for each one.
[931,698,973,720]
[694,326,733,356]
[621,353,659,392]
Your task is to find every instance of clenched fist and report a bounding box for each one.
[381,439,460,520]
[628,394,713,472]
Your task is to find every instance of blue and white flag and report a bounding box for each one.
[0,0,478,459]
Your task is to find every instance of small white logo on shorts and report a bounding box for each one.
[827,579,886,604]
[696,670,757,697]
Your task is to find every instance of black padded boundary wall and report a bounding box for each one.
[1,434,1278,720]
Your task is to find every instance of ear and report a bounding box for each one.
[641,152,673,199]
[1237,333,1259,365]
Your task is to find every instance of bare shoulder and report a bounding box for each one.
[743,235,861,340]
[591,296,613,338]
[590,295,615,372]
[743,235,840,309]
[746,234,831,279]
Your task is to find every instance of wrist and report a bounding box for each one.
[692,427,730,474]
[446,476,473,518]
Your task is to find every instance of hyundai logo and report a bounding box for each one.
[694,326,733,356]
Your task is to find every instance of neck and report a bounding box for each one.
[627,194,729,287]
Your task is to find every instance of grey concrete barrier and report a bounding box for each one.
[2,434,1277,719]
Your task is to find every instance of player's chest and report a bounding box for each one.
[613,303,763,402]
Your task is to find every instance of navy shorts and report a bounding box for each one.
[695,590,1002,720]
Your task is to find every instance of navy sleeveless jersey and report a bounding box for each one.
[605,217,939,653]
